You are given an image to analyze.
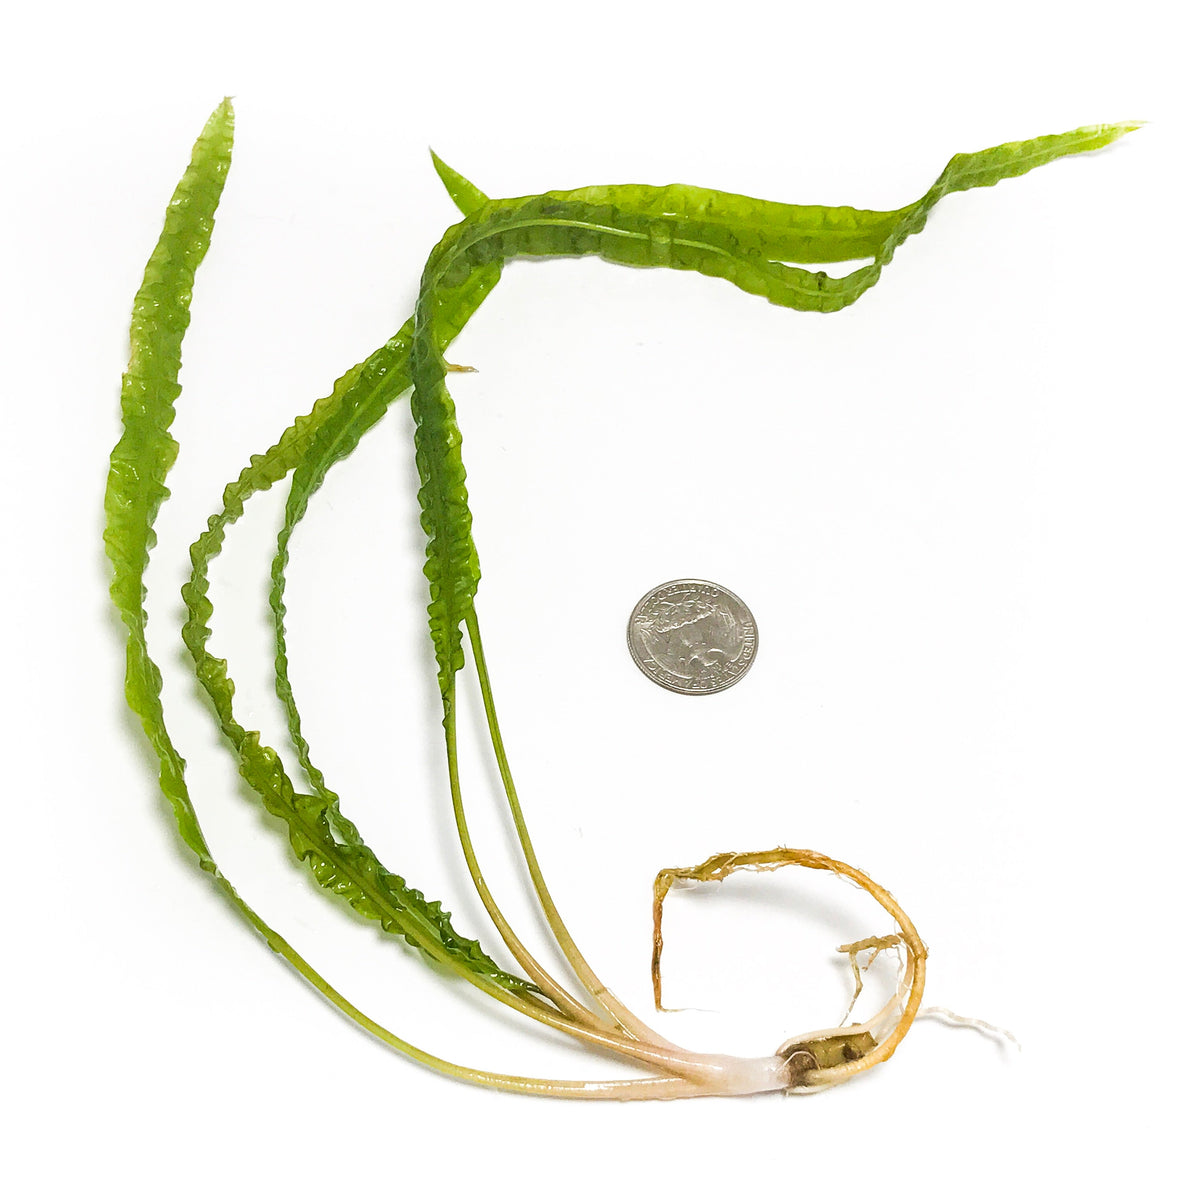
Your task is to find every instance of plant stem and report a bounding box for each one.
[441,678,616,1030]
[441,674,762,1084]
[239,872,780,1099]
[465,609,682,1050]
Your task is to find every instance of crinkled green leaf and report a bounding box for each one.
[408,122,1140,695]
[271,163,498,808]
[181,316,536,994]
[103,100,334,983]
[105,98,234,871]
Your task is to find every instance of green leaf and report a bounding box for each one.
[102,101,351,1001]
[407,122,1140,693]
[430,149,491,216]
[105,98,234,870]
[181,320,536,995]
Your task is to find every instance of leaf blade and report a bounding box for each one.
[408,123,1140,687]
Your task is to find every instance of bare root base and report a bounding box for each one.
[651,847,928,1092]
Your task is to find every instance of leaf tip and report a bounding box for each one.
[1090,119,1146,150]
[427,151,490,216]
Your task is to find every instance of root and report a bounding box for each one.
[838,933,903,1023]
[917,1006,1021,1050]
[651,847,927,1091]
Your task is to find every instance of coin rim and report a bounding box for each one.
[626,577,759,696]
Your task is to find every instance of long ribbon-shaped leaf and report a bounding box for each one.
[103,101,371,998]
[269,171,500,809]
[106,99,234,871]
[408,123,1140,694]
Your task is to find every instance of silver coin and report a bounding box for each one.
[627,579,758,695]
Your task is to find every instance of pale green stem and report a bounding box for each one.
[442,677,734,1081]
[464,608,681,1049]
[441,678,617,1031]
[234,872,737,1099]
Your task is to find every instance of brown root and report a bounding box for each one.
[651,847,927,1091]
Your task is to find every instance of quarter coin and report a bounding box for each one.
[626,579,758,695]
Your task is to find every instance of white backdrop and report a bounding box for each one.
[4,3,1195,1196]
